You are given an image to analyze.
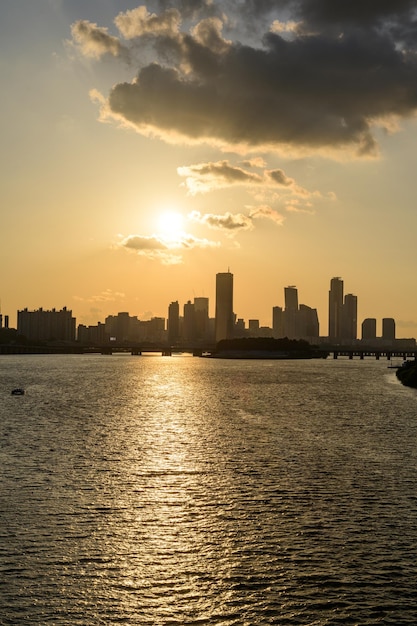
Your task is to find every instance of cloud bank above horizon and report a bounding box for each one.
[70,0,417,158]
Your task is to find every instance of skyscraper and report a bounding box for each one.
[342,293,357,341]
[272,306,284,338]
[183,300,196,342]
[194,297,209,340]
[299,304,319,339]
[382,318,396,341]
[215,271,234,342]
[362,318,377,341]
[167,301,180,344]
[328,277,344,340]
[284,285,299,338]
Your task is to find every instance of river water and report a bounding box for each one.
[1,354,417,625]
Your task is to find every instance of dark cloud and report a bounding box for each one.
[267,169,293,186]
[291,0,417,28]
[73,2,417,157]
[156,0,219,20]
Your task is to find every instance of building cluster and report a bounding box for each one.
[6,273,415,348]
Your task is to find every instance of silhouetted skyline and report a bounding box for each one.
[10,273,415,345]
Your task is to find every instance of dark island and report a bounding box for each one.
[396,359,417,388]
[209,337,328,359]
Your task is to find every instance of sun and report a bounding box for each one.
[157,211,185,240]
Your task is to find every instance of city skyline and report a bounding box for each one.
[2,2,417,337]
[9,272,414,342]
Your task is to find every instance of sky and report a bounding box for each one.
[2,0,417,337]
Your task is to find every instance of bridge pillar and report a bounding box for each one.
[360,352,364,360]
[333,351,338,359]
[376,352,380,360]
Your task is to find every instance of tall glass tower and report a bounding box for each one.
[284,285,299,338]
[215,271,234,342]
[328,277,344,340]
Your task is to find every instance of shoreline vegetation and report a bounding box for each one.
[396,359,417,389]
[210,337,328,359]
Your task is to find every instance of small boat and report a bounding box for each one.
[11,388,25,395]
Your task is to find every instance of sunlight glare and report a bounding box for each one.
[157,211,185,239]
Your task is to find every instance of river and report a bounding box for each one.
[1,354,417,625]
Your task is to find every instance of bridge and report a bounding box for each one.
[1,342,416,361]
[329,348,417,360]
[81,344,214,356]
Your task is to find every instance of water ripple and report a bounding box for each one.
[1,356,417,624]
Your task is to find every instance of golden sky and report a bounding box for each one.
[2,1,417,337]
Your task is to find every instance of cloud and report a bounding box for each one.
[74,289,126,303]
[71,2,417,157]
[189,210,254,231]
[270,20,301,35]
[119,232,219,264]
[114,7,182,39]
[397,319,417,329]
[71,20,128,60]
[267,169,294,186]
[178,160,263,193]
[178,159,317,199]
[249,205,285,225]
[188,205,286,231]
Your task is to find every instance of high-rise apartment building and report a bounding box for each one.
[362,318,377,341]
[342,293,357,341]
[272,306,284,338]
[77,322,106,345]
[382,318,396,341]
[284,286,299,338]
[183,300,196,342]
[17,307,76,342]
[328,277,344,340]
[299,304,319,339]
[215,271,234,342]
[167,301,180,344]
[194,297,209,340]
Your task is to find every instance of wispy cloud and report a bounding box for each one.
[188,205,286,232]
[74,289,126,303]
[178,159,318,200]
[188,210,254,231]
[119,232,219,264]
[249,205,285,226]
[178,160,263,194]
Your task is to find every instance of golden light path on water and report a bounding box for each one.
[2,354,417,624]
